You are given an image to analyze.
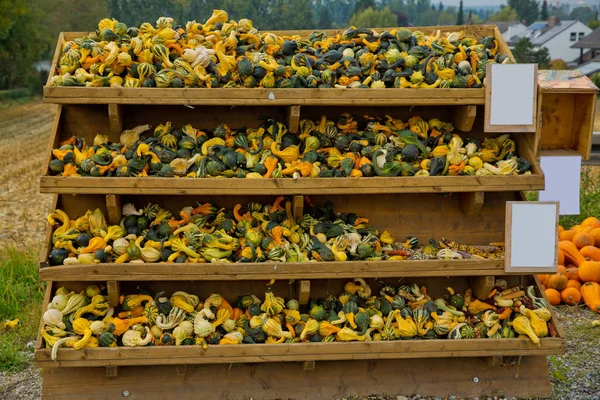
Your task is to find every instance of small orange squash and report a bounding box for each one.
[566,279,582,290]
[580,282,600,313]
[581,217,600,229]
[558,225,565,234]
[559,241,586,267]
[578,261,600,282]
[560,287,581,305]
[545,288,561,306]
[590,228,600,247]
[559,230,577,242]
[573,225,593,234]
[537,274,550,285]
[580,246,600,261]
[546,273,568,291]
[565,267,580,281]
[573,232,595,249]
[557,265,567,274]
[558,248,565,266]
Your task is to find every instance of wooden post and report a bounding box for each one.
[286,106,301,133]
[106,195,122,225]
[297,280,310,305]
[485,356,503,367]
[106,366,118,380]
[292,195,304,221]
[469,276,495,300]
[459,192,484,218]
[107,281,121,307]
[303,360,315,371]
[108,104,123,136]
[452,105,477,132]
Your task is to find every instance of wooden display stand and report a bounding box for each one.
[36,25,596,399]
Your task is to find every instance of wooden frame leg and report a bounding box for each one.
[469,276,495,300]
[297,280,310,305]
[452,105,477,132]
[108,104,124,136]
[106,195,122,225]
[107,281,121,308]
[286,105,301,133]
[459,192,484,218]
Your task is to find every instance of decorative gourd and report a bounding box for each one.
[590,228,600,247]
[98,331,117,347]
[580,282,600,313]
[545,273,568,291]
[560,287,581,305]
[565,267,580,282]
[578,261,600,283]
[567,280,582,290]
[559,230,577,241]
[573,232,595,249]
[558,248,565,266]
[513,315,540,345]
[558,241,586,267]
[581,217,600,229]
[544,288,561,306]
[580,246,600,261]
[520,306,548,338]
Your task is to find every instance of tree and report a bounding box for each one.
[438,1,443,12]
[548,59,568,70]
[570,6,594,24]
[349,6,397,28]
[540,0,549,20]
[456,0,464,25]
[508,0,539,25]
[487,6,518,22]
[588,19,600,30]
[466,9,473,24]
[512,37,551,68]
[353,0,376,15]
[316,2,332,28]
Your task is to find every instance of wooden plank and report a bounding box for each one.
[107,281,120,307]
[42,105,63,177]
[39,194,59,267]
[105,366,118,380]
[105,195,122,225]
[292,195,303,220]
[107,104,123,136]
[303,360,315,371]
[453,105,477,132]
[286,105,301,133]
[39,259,507,282]
[35,283,54,350]
[41,356,552,399]
[468,276,496,300]
[297,280,310,305]
[46,32,64,87]
[459,192,484,218]
[39,174,545,195]
[34,337,564,368]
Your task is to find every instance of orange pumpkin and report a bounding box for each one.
[560,287,581,305]
[573,225,593,234]
[558,225,565,234]
[578,261,600,282]
[559,230,577,242]
[546,273,568,291]
[558,248,565,266]
[590,228,600,247]
[581,217,600,229]
[573,232,595,249]
[557,265,567,274]
[537,274,549,285]
[565,267,580,281]
[545,288,561,306]
[566,279,582,290]
[580,246,600,261]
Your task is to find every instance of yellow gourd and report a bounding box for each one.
[520,306,548,338]
[513,315,540,345]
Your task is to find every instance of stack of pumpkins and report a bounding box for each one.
[538,217,600,313]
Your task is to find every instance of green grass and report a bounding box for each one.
[0,248,46,372]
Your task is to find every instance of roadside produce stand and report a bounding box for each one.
[35,16,597,399]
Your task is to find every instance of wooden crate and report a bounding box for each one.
[43,25,512,106]
[35,277,564,369]
[40,103,544,196]
[40,190,523,281]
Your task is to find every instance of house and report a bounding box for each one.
[492,21,528,44]
[572,27,600,65]
[508,17,592,62]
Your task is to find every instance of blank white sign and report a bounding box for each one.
[506,202,558,272]
[489,64,536,126]
[539,155,581,215]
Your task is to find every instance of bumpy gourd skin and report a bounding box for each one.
[513,315,540,345]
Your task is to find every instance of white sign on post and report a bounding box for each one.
[485,63,538,133]
[539,154,581,215]
[505,202,559,273]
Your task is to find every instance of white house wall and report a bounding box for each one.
[502,24,527,43]
[539,21,592,62]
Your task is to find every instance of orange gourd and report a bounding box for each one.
[557,265,567,274]
[566,279,582,290]
[590,228,600,247]
[581,217,600,229]
[573,225,593,233]
[545,288,561,306]
[537,274,549,285]
[578,261,600,282]
[580,282,600,313]
[559,230,576,241]
[558,248,565,266]
[560,287,581,305]
[573,232,595,249]
[580,246,600,261]
[565,267,580,281]
[559,241,586,267]
[546,273,568,291]
[558,225,565,234]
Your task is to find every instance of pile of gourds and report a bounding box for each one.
[49,114,531,178]
[538,217,600,314]
[46,198,503,266]
[42,278,555,358]
[49,10,511,89]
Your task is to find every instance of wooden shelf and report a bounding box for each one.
[39,259,506,282]
[35,337,564,368]
[40,174,544,195]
